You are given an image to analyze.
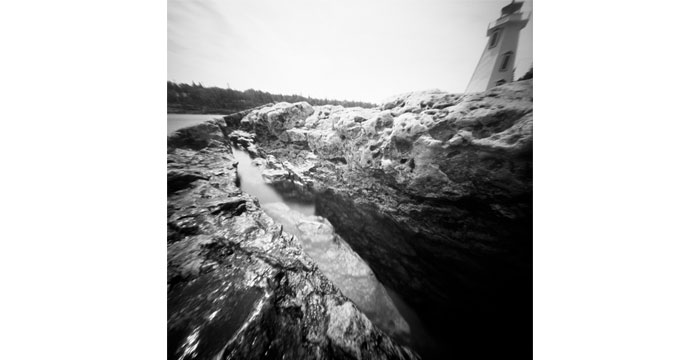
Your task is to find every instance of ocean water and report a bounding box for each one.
[167,114,225,135]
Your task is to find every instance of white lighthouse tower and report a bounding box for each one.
[465,1,529,93]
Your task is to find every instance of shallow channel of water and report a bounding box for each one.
[232,148,315,216]
[230,147,429,349]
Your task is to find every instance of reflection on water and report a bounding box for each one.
[276,183,438,358]
[167,114,224,135]
[231,147,416,345]
[262,201,411,343]
[232,148,315,216]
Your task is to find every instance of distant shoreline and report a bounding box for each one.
[167,112,231,115]
[167,107,233,115]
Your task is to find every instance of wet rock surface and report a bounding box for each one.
[224,80,533,359]
[167,121,419,360]
[262,202,411,344]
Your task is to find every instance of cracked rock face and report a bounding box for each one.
[167,121,419,360]
[236,81,532,201]
[261,202,411,344]
[225,80,533,359]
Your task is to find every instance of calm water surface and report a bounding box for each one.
[167,114,225,135]
[231,148,316,216]
[231,146,430,353]
[169,118,430,356]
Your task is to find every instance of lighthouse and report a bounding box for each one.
[465,1,530,93]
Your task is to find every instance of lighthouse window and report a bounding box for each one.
[488,30,500,48]
[499,52,513,71]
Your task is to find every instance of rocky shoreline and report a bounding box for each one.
[168,80,533,359]
[168,122,419,359]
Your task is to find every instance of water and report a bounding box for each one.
[230,147,416,346]
[232,148,315,216]
[167,114,225,135]
[166,116,432,354]
[170,120,527,358]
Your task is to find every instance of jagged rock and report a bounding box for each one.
[380,89,462,116]
[167,120,419,360]
[167,169,209,195]
[226,80,533,359]
[262,202,411,343]
[234,82,531,203]
[240,102,314,139]
[279,128,309,144]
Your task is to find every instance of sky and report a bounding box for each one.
[168,0,532,104]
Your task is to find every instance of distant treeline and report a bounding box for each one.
[167,81,377,114]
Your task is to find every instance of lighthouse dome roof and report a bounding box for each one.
[501,1,524,16]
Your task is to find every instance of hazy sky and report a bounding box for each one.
[168,0,532,103]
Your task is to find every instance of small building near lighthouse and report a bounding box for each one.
[465,1,529,94]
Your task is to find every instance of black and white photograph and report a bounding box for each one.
[166,1,531,359]
[4,1,700,360]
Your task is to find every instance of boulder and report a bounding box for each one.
[240,102,314,139]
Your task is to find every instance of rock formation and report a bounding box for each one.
[167,122,419,360]
[261,201,411,344]
[224,80,533,359]
[168,80,533,359]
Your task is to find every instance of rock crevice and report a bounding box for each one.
[222,80,533,359]
[167,119,419,360]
